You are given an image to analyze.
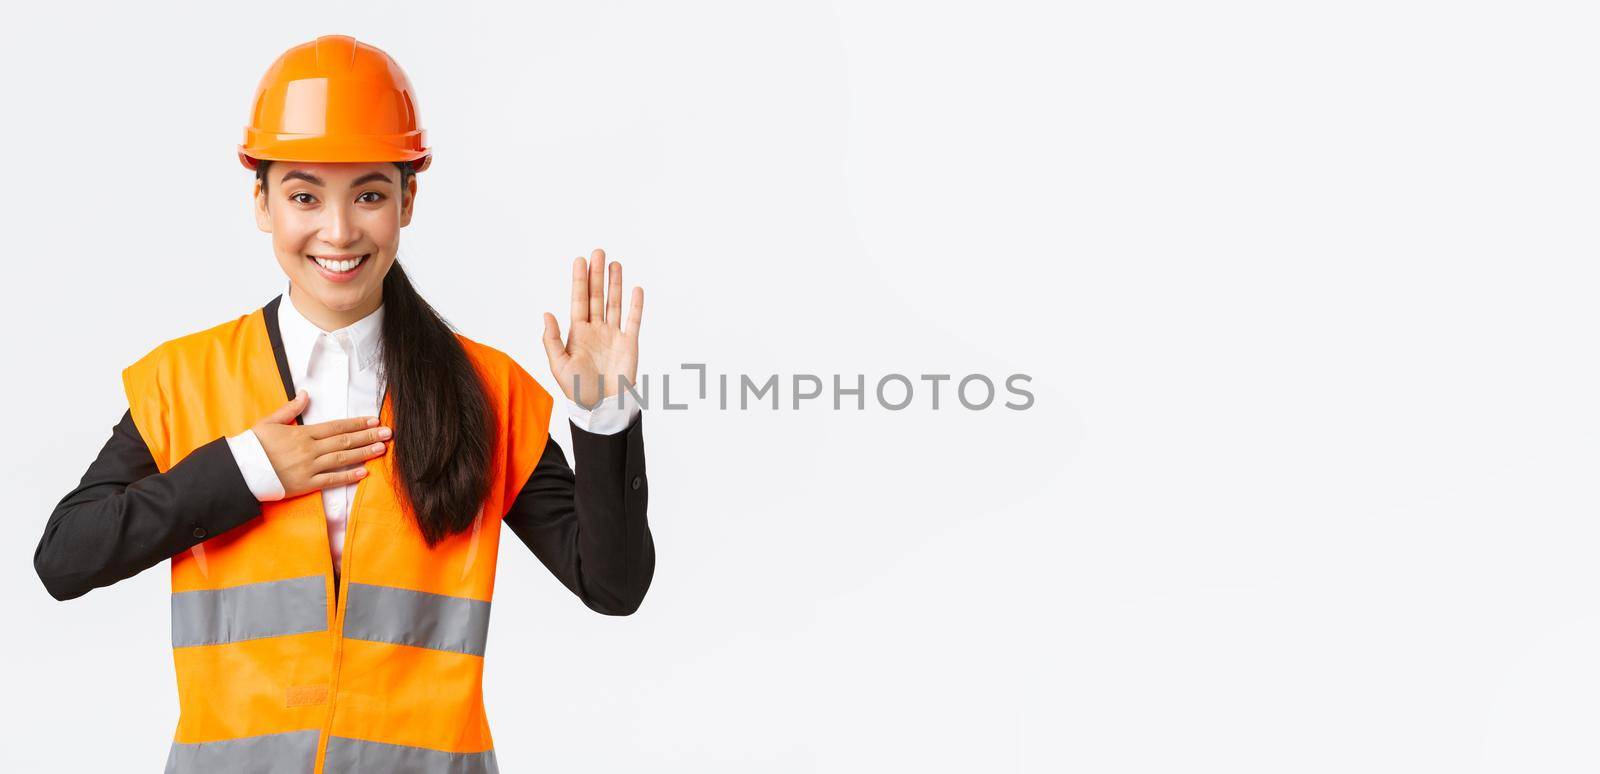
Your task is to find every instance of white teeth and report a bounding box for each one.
[313,255,366,273]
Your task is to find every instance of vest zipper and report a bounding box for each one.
[312,385,385,774]
[313,472,362,773]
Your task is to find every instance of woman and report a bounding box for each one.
[31,34,654,773]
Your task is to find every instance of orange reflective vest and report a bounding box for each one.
[123,296,551,773]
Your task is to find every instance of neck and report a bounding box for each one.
[287,284,382,331]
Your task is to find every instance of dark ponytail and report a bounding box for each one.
[257,160,498,547]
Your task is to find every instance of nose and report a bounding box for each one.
[319,199,361,248]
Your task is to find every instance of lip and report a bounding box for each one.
[307,253,370,284]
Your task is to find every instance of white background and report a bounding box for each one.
[1,1,1593,772]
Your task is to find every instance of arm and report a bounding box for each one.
[503,411,653,616]
[33,410,262,601]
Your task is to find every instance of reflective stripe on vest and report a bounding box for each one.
[170,577,487,655]
[342,582,492,657]
[164,729,320,773]
[324,736,500,773]
[163,731,497,774]
[171,575,328,648]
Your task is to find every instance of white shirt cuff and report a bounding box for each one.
[566,389,641,435]
[226,428,286,501]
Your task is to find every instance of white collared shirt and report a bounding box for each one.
[225,284,639,579]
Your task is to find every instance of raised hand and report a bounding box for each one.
[541,247,643,408]
[250,391,392,499]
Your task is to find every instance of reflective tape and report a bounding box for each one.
[164,729,320,773]
[324,736,500,773]
[171,575,328,648]
[342,582,491,656]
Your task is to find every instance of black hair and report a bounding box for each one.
[256,159,498,547]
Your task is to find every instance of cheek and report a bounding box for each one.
[269,211,317,254]
[364,208,401,240]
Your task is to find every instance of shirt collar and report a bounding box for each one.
[279,283,386,382]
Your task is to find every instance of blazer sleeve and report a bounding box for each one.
[502,411,654,616]
[33,409,263,601]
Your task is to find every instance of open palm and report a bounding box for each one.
[542,248,643,408]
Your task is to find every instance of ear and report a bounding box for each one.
[399,175,418,227]
[253,180,272,233]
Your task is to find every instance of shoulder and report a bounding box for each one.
[452,332,553,404]
[452,333,556,454]
[124,307,264,382]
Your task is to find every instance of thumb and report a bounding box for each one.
[541,313,566,368]
[262,390,308,425]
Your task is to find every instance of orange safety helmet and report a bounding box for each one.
[238,35,431,173]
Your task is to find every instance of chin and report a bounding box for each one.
[311,285,371,309]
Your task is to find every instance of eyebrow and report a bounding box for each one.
[281,170,324,186]
[279,170,394,186]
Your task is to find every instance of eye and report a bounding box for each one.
[357,191,385,204]
[290,192,316,205]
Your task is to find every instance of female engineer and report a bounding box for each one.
[31,34,654,773]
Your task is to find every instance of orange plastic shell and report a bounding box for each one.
[238,35,432,172]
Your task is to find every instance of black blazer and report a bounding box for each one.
[33,301,654,614]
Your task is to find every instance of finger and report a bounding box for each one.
[606,261,623,327]
[263,390,308,424]
[542,312,567,366]
[624,286,644,336]
[569,256,588,324]
[588,248,606,322]
[307,415,380,440]
[313,426,390,457]
[308,467,369,490]
[314,440,387,471]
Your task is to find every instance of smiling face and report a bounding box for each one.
[253,161,418,328]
